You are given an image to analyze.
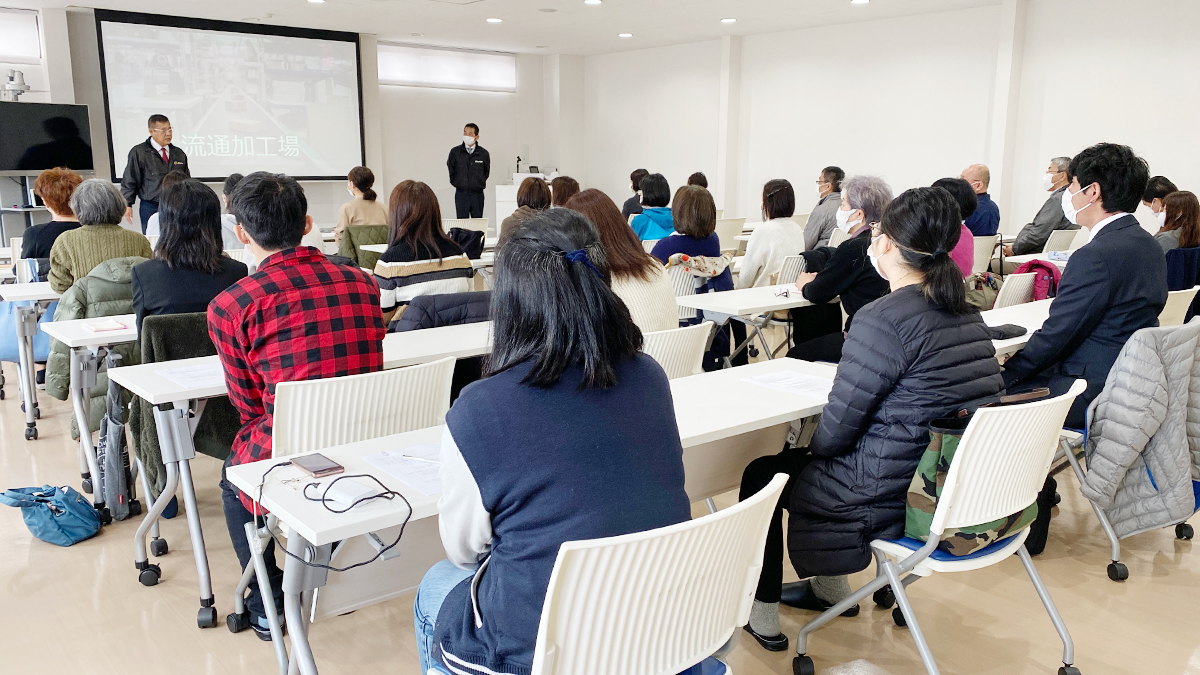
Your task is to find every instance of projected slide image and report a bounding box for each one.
[101,20,362,179]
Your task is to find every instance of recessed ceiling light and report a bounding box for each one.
[851,0,869,4]
[486,17,503,23]
[540,8,556,12]
[584,0,602,4]
[721,18,736,23]
[618,33,632,38]
[408,33,424,37]
[308,0,324,4]
[536,45,549,48]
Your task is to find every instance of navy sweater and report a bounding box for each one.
[435,355,691,675]
[651,233,734,293]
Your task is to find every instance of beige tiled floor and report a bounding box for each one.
[1,360,1198,675]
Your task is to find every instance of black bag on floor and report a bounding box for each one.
[96,352,139,521]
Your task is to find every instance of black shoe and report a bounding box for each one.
[781,581,860,617]
[1026,476,1057,556]
[742,624,789,652]
[251,617,287,641]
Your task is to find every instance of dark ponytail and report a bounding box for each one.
[348,166,378,202]
[880,187,971,315]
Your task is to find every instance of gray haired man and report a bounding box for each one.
[1004,156,1078,256]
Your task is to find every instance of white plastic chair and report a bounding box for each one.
[14,258,34,284]
[1042,229,1078,255]
[643,322,712,379]
[994,272,1035,308]
[444,218,488,234]
[642,239,659,254]
[1069,228,1089,251]
[972,235,999,275]
[224,249,248,264]
[714,218,747,254]
[667,263,700,321]
[271,356,456,458]
[1158,286,1200,326]
[146,234,159,250]
[714,209,724,220]
[827,228,850,248]
[530,474,789,675]
[769,255,807,355]
[794,380,1087,675]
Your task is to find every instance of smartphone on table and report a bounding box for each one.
[291,453,345,478]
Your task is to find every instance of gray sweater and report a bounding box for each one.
[1011,187,1077,255]
[804,192,841,251]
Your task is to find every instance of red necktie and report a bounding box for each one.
[161,147,169,164]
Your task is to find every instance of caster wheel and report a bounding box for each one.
[198,606,218,629]
[150,538,169,557]
[892,607,907,627]
[1107,562,1129,582]
[138,565,161,587]
[748,345,760,358]
[20,402,24,412]
[1,389,6,399]
[81,478,93,494]
[24,427,37,441]
[97,507,112,525]
[793,655,815,675]
[1177,523,1195,540]
[873,587,896,609]
[32,406,39,419]
[227,610,252,634]
[1059,667,1081,675]
[129,500,142,517]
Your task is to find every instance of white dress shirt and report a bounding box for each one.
[1087,212,1129,243]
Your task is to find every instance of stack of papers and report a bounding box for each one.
[83,318,128,332]
[363,442,442,496]
[158,363,226,389]
[743,370,835,401]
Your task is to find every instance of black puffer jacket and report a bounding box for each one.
[787,285,1004,577]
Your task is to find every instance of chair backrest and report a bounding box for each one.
[271,357,455,458]
[642,239,659,254]
[972,235,999,275]
[1042,229,1077,254]
[643,322,712,379]
[793,213,810,230]
[993,272,1035,308]
[530,474,789,675]
[714,209,724,220]
[444,218,488,234]
[14,258,34,284]
[1069,228,1089,251]
[776,255,806,287]
[146,234,159,250]
[827,227,850,248]
[666,263,698,320]
[628,213,637,225]
[714,218,746,253]
[1159,286,1200,327]
[10,237,21,256]
[933,380,1086,534]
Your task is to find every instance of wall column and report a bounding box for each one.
[986,0,1028,231]
[715,35,742,216]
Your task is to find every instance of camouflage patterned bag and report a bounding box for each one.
[905,415,1039,556]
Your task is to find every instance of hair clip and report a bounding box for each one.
[563,248,605,280]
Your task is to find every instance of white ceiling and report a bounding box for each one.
[9,0,997,56]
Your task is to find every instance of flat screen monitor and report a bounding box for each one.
[0,101,95,175]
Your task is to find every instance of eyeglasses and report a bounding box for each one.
[775,288,793,299]
[151,127,173,133]
[815,180,830,186]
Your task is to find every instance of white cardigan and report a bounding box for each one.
[610,262,678,333]
[736,217,806,289]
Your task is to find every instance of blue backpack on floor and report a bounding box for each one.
[0,485,101,547]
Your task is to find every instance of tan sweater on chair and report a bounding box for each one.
[48,224,154,293]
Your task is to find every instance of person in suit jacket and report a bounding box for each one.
[132,179,248,334]
[1002,143,1167,554]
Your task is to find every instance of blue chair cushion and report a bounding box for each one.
[679,657,727,675]
[886,532,1024,562]
[1192,481,1199,512]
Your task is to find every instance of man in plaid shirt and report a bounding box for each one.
[209,172,385,639]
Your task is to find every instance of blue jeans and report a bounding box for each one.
[415,560,474,675]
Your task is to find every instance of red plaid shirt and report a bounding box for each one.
[208,247,385,509]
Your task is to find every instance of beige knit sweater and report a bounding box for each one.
[611,262,678,334]
[48,224,154,293]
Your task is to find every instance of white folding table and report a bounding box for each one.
[676,285,819,366]
[39,314,138,517]
[0,282,61,440]
[359,243,495,271]
[382,321,491,369]
[225,358,837,675]
[981,298,1053,358]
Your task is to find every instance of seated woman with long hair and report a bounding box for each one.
[566,188,677,333]
[1155,190,1200,253]
[373,180,474,322]
[738,187,1004,652]
[131,179,249,333]
[412,208,691,675]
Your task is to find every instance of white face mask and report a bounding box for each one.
[463,135,476,147]
[1062,184,1093,225]
[1042,173,1057,191]
[835,207,861,233]
[868,234,885,279]
[1158,209,1168,227]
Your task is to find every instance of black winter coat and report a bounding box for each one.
[787,285,1004,577]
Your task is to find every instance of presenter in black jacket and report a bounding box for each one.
[120,114,190,233]
[447,123,490,218]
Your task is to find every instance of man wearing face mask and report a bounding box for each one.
[804,166,845,251]
[960,164,1001,236]
[1141,175,1178,229]
[786,175,892,363]
[1004,157,1077,257]
[1001,143,1167,554]
[447,123,490,219]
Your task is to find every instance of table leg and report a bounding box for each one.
[723,317,773,368]
[245,521,289,675]
[14,305,39,440]
[69,348,105,515]
[282,533,331,675]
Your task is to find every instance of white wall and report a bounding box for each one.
[737,6,1002,221]
[1009,0,1200,234]
[583,40,723,210]
[377,53,545,227]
